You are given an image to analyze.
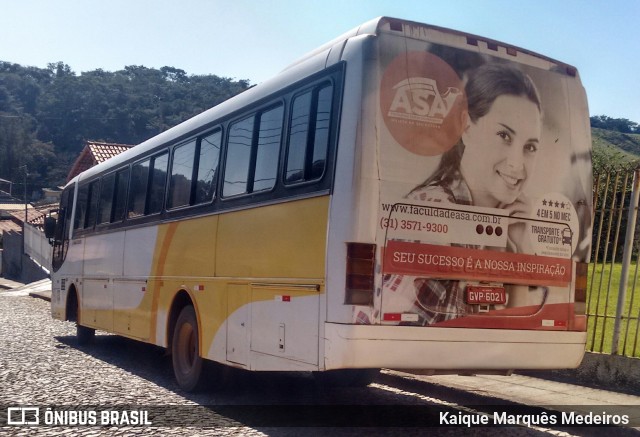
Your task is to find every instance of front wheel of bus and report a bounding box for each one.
[72,295,94,346]
[172,305,206,392]
[77,324,95,346]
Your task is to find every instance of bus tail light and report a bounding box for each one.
[574,262,588,308]
[572,262,588,331]
[345,243,376,305]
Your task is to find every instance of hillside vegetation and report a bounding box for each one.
[0,61,250,197]
[592,127,640,173]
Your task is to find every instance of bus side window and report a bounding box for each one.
[285,83,333,184]
[194,130,221,204]
[252,105,284,191]
[98,173,115,224]
[148,152,169,214]
[85,180,100,229]
[224,115,255,197]
[128,158,151,218]
[73,185,89,230]
[223,105,284,197]
[254,105,284,192]
[112,168,130,222]
[311,84,333,179]
[168,140,197,209]
[286,91,311,183]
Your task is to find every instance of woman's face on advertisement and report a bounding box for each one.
[460,94,542,207]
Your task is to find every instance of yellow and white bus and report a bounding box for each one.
[48,17,592,391]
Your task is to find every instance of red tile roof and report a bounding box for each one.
[0,220,21,233]
[88,142,133,164]
[66,141,133,182]
[7,207,40,225]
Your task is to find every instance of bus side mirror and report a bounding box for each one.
[44,216,57,240]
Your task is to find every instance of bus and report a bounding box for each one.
[47,17,592,391]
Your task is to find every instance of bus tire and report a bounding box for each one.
[313,368,380,387]
[74,296,95,345]
[77,324,95,345]
[172,305,206,392]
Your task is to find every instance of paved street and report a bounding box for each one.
[0,293,271,436]
[1,291,639,436]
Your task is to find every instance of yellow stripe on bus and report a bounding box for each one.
[148,195,330,350]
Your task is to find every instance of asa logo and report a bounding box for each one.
[380,51,467,156]
[388,77,462,125]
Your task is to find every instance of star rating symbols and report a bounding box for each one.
[542,198,571,209]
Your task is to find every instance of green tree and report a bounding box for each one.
[0,60,251,193]
[0,113,57,194]
[591,115,639,134]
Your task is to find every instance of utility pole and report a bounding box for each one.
[22,166,28,258]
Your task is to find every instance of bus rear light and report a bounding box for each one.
[572,262,588,331]
[345,243,376,305]
[574,262,588,305]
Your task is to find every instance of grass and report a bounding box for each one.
[586,262,640,357]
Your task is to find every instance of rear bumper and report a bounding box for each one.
[323,323,586,371]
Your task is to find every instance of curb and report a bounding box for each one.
[521,352,640,396]
[29,290,52,302]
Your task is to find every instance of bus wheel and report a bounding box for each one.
[313,369,380,387]
[172,305,205,392]
[77,324,95,345]
[75,299,95,345]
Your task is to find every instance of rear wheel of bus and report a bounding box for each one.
[172,305,207,392]
[313,368,380,387]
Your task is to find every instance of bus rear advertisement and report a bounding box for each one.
[48,17,592,391]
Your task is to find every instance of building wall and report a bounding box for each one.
[1,231,49,283]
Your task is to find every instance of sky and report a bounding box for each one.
[1,0,639,123]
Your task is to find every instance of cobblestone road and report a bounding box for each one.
[1,292,620,437]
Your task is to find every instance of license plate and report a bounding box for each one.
[466,285,506,305]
